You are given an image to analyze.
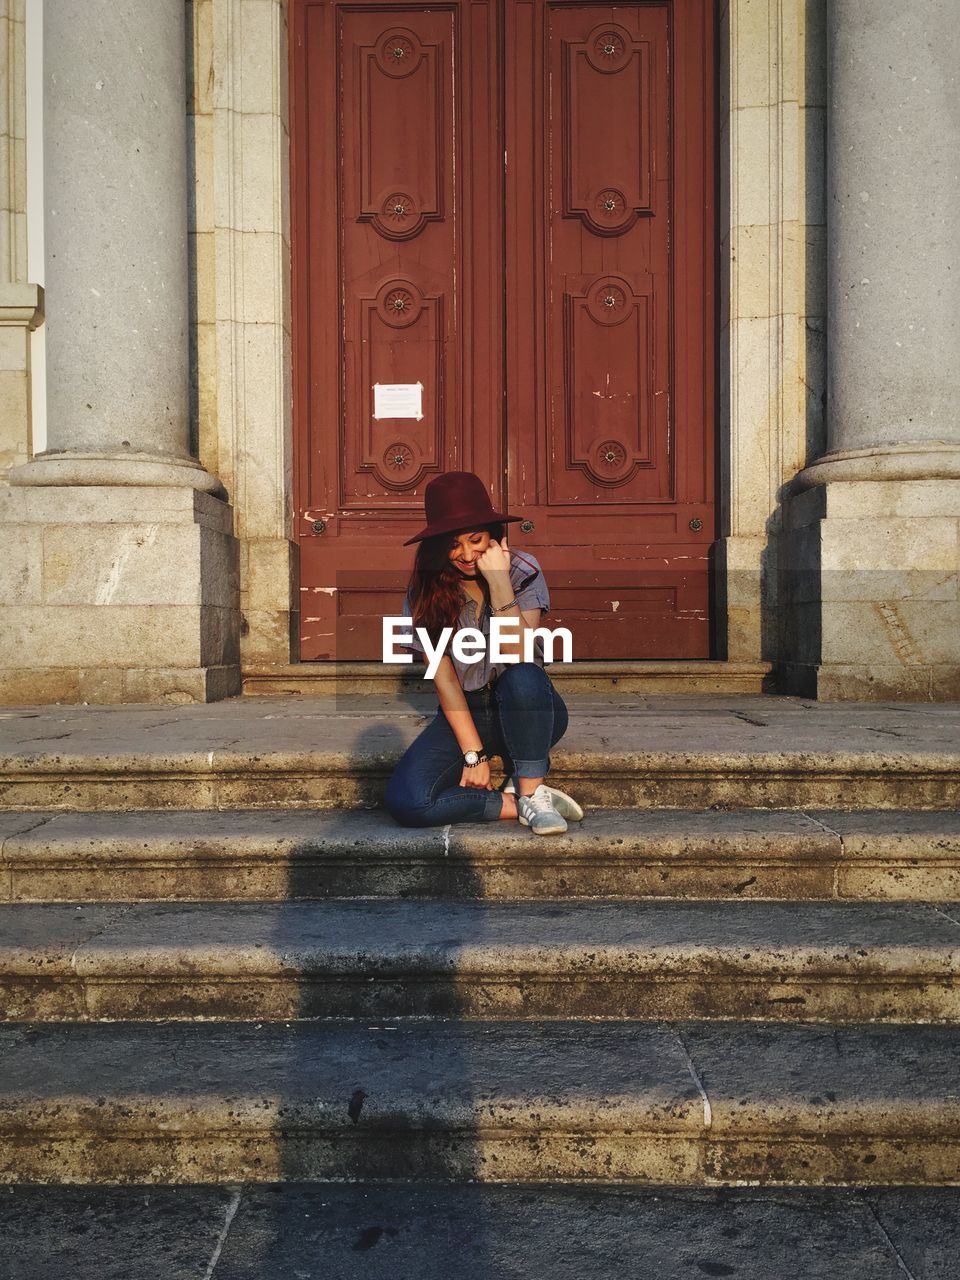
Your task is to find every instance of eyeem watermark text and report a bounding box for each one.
[383,617,573,678]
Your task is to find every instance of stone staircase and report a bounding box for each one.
[1,695,959,1271]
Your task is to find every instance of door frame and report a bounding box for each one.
[208,0,816,671]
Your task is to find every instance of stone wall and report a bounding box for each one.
[199,0,298,673]
[716,0,827,665]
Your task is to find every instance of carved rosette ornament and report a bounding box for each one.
[585,438,633,486]
[378,279,423,329]
[377,30,422,78]
[372,191,425,241]
[596,440,627,470]
[588,279,630,326]
[383,443,414,474]
[586,25,631,73]
[374,439,421,492]
[592,187,633,233]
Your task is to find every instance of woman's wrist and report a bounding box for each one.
[491,595,520,614]
[485,573,515,608]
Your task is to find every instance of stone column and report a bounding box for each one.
[0,0,239,704]
[12,0,220,490]
[809,0,960,484]
[780,0,960,699]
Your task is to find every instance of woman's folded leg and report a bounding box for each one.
[493,662,568,782]
[383,712,504,827]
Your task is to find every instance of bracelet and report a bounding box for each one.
[491,596,519,613]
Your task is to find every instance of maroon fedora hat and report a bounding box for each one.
[404,471,521,545]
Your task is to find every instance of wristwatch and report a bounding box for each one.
[463,749,488,767]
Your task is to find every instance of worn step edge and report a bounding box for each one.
[4,899,960,1022]
[2,1021,959,1185]
[2,751,959,812]
[4,809,960,902]
[241,661,774,697]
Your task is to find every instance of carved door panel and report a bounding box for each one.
[505,1,715,657]
[292,0,502,658]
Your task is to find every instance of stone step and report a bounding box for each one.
[4,809,960,902]
[242,659,774,696]
[2,695,958,812]
[2,1019,959,1185]
[4,1182,958,1278]
[5,899,960,1023]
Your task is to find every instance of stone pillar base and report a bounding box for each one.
[0,485,241,705]
[9,450,227,496]
[778,479,960,701]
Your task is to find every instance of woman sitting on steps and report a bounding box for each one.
[384,470,584,836]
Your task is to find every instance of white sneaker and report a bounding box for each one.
[516,784,568,836]
[503,779,583,822]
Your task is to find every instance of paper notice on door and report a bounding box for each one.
[373,382,424,421]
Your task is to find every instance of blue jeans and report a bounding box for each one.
[384,663,569,827]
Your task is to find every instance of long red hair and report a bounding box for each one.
[407,523,505,643]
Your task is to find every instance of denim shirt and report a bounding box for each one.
[402,551,551,691]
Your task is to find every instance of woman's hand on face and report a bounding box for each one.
[459,760,493,790]
[476,536,511,582]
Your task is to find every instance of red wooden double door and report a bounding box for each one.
[291,0,715,660]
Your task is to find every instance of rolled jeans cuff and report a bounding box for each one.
[511,756,550,779]
[481,789,506,821]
